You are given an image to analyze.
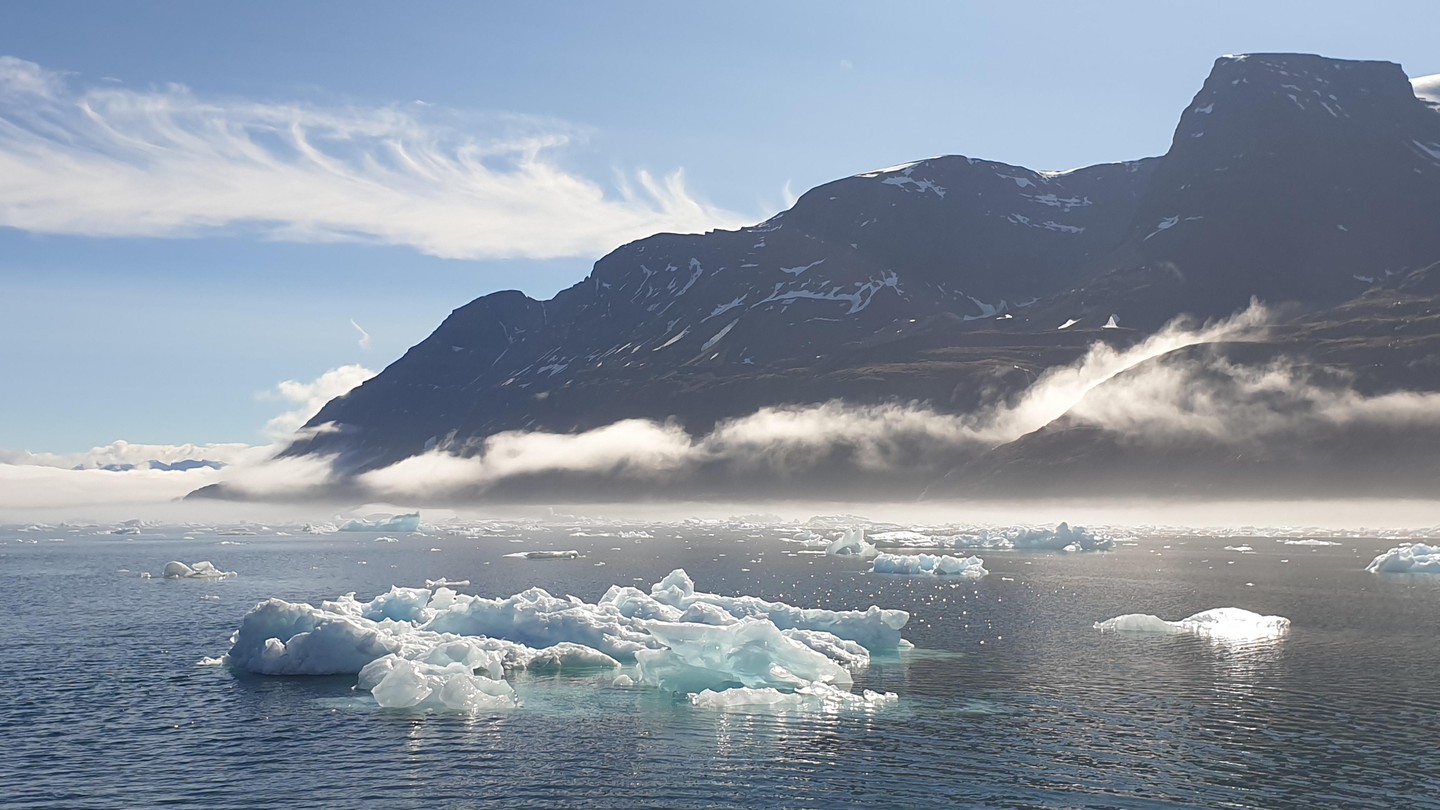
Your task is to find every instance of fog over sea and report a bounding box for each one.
[4,503,1439,809]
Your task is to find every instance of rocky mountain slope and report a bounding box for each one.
[268,53,1440,499]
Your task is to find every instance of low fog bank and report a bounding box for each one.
[12,303,1440,515]
[4,495,1439,534]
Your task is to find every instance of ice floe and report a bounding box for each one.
[871,553,988,578]
[424,577,470,588]
[826,526,877,557]
[865,522,1111,553]
[1094,608,1291,639]
[162,560,236,579]
[224,569,909,714]
[339,513,421,533]
[1366,543,1440,574]
[503,549,580,560]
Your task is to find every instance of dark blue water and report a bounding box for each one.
[3,520,1439,809]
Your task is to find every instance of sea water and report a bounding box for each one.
[2,518,1438,808]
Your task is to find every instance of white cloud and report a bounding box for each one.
[0,364,374,510]
[0,440,263,470]
[353,306,1274,498]
[350,319,372,350]
[0,463,226,509]
[1413,73,1440,103]
[0,56,749,260]
[261,364,375,439]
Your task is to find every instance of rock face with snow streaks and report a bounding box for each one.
[255,53,1440,498]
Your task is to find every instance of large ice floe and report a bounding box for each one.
[224,569,906,714]
[338,513,421,533]
[1094,608,1291,640]
[1366,543,1440,574]
[871,553,988,578]
[867,522,1112,553]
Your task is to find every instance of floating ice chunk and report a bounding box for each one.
[689,682,898,713]
[826,526,877,557]
[612,674,635,687]
[1366,543,1440,574]
[1094,607,1291,639]
[1011,522,1113,552]
[635,618,852,694]
[1223,545,1255,553]
[633,568,910,650]
[1279,539,1341,546]
[227,568,908,712]
[339,513,420,533]
[424,577,470,588]
[366,658,518,712]
[1102,314,1120,329]
[162,560,236,579]
[230,598,405,675]
[872,553,988,578]
[1057,318,1079,330]
[503,550,580,560]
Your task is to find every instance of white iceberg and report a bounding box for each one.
[225,569,908,712]
[826,526,877,557]
[424,577,470,588]
[1094,607,1291,639]
[339,513,420,533]
[1366,543,1440,574]
[869,522,1112,553]
[162,560,236,579]
[871,553,988,578]
[503,550,580,560]
[1010,522,1112,552]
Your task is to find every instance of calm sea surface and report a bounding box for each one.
[3,518,1439,809]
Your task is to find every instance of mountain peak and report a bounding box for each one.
[1164,52,1424,155]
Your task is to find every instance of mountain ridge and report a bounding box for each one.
[244,52,1440,500]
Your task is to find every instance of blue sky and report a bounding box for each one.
[2,0,1436,454]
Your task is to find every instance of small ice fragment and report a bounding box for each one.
[162,561,237,579]
[424,577,470,588]
[503,550,580,560]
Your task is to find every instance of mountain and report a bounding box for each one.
[266,53,1440,500]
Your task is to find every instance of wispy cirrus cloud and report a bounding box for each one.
[0,56,748,260]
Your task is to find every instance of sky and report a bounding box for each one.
[1,0,1437,456]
